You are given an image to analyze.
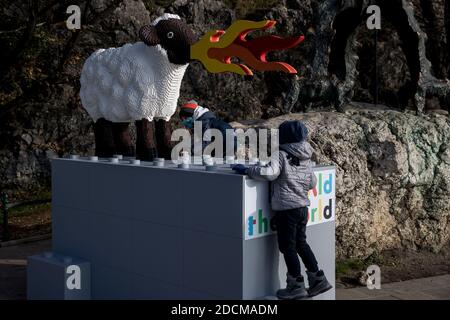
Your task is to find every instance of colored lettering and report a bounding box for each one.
[310,186,317,197]
[318,173,322,195]
[248,216,254,236]
[324,199,333,219]
[310,208,317,222]
[324,174,333,194]
[258,209,268,234]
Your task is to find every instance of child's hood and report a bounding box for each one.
[280,141,313,161]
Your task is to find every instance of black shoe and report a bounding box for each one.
[276,274,308,300]
[306,270,333,297]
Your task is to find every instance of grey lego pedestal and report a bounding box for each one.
[48,157,335,300]
[27,252,91,300]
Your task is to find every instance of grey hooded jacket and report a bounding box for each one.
[246,141,317,211]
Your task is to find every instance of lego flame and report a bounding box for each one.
[191,20,304,76]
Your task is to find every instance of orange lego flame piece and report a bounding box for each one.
[191,20,304,76]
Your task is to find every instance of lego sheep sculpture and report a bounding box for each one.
[80,13,197,160]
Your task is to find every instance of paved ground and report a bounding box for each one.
[336,275,450,300]
[1,239,449,300]
[0,239,52,299]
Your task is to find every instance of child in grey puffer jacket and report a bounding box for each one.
[233,120,332,300]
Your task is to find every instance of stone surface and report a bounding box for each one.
[2,0,450,193]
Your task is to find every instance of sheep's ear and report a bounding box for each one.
[139,25,160,46]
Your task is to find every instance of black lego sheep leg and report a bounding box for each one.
[135,119,158,161]
[155,119,173,160]
[93,118,116,158]
[112,122,135,157]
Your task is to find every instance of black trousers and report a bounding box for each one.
[275,207,319,277]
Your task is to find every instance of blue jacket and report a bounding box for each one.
[197,111,234,153]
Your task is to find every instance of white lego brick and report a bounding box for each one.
[51,157,336,300]
[178,170,244,238]
[129,166,182,227]
[89,213,132,271]
[88,162,133,218]
[91,265,132,300]
[52,159,91,210]
[242,235,280,299]
[131,220,183,284]
[182,229,243,299]
[131,274,183,300]
[304,222,336,300]
[52,205,93,261]
[27,252,90,300]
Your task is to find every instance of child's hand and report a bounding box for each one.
[232,164,248,175]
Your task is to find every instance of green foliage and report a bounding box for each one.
[0,25,59,107]
[4,189,51,219]
[336,253,385,277]
[5,187,51,205]
[8,202,51,218]
[365,252,384,266]
[336,259,366,276]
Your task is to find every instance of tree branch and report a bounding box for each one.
[3,0,39,68]
[56,0,124,73]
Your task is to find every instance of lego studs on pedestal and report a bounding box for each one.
[203,155,213,166]
[177,151,190,169]
[154,158,165,167]
[225,156,235,165]
[205,164,217,171]
[178,163,190,169]
[177,152,190,169]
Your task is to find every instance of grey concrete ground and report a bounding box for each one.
[0,239,51,299]
[1,239,449,300]
[336,274,450,300]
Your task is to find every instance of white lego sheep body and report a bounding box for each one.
[79,13,197,159]
[80,42,188,122]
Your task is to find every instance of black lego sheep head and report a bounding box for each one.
[139,14,197,65]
